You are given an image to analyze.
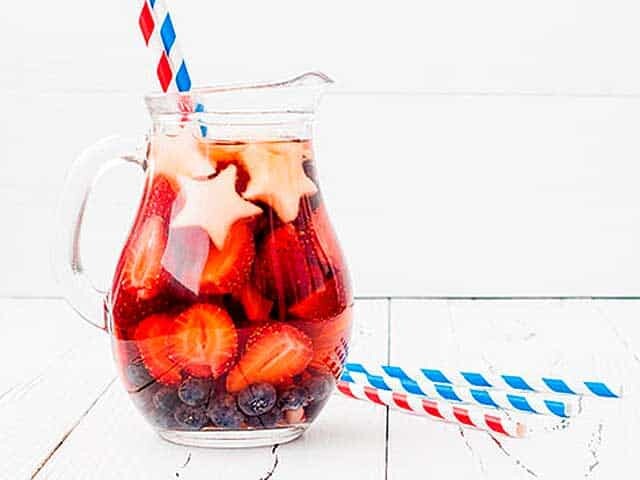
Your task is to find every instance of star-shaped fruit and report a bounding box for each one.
[171,165,262,249]
[239,142,318,223]
[149,129,216,180]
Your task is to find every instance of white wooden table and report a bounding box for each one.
[2,297,638,479]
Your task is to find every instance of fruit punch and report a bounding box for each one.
[109,136,353,432]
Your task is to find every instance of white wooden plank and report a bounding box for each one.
[593,300,640,368]
[4,93,640,297]
[387,299,640,479]
[34,300,388,480]
[5,0,640,94]
[0,299,114,480]
[386,300,482,479]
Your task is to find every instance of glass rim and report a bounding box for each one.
[144,72,334,117]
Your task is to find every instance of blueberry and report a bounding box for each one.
[237,383,277,417]
[246,408,283,428]
[149,408,178,429]
[245,416,261,428]
[152,387,180,412]
[207,394,244,428]
[304,400,325,421]
[259,408,284,427]
[174,404,209,430]
[278,386,310,411]
[130,386,155,413]
[178,377,212,407]
[210,392,237,411]
[303,372,335,402]
[125,357,153,390]
[131,385,176,429]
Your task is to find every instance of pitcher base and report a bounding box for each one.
[158,425,307,448]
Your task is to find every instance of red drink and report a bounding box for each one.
[109,137,353,435]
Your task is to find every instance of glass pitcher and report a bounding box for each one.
[53,72,353,448]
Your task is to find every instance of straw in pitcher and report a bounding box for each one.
[139,0,207,135]
[139,0,192,92]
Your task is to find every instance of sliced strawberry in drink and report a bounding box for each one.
[294,200,346,264]
[121,214,167,300]
[226,323,313,392]
[161,226,210,295]
[144,174,179,219]
[254,223,329,306]
[294,310,353,375]
[200,221,255,295]
[312,309,352,371]
[111,289,175,339]
[311,205,347,267]
[135,313,182,385]
[170,304,238,378]
[288,276,351,321]
[238,283,273,323]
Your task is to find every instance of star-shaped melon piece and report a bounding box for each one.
[239,142,318,223]
[171,165,262,249]
[149,129,216,180]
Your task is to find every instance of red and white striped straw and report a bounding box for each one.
[337,380,527,438]
[139,0,192,93]
[138,0,206,134]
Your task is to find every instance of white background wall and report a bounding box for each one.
[3,0,640,298]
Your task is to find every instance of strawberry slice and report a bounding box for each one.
[288,276,351,321]
[121,214,167,300]
[311,205,347,267]
[226,323,313,392]
[238,283,273,323]
[170,304,238,378]
[200,222,255,295]
[144,174,178,219]
[293,310,353,375]
[161,226,210,295]
[135,313,182,385]
[254,223,329,306]
[311,310,353,373]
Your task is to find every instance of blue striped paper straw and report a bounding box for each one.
[342,368,575,418]
[142,0,207,136]
[344,363,621,399]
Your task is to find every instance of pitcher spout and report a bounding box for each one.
[274,71,334,89]
[264,71,334,111]
[147,71,334,116]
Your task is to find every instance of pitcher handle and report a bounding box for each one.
[52,136,146,331]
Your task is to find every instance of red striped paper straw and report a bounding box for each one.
[139,0,192,93]
[337,380,527,438]
[138,0,206,134]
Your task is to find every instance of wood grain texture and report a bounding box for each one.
[387,299,640,479]
[33,300,388,480]
[3,93,640,297]
[0,299,114,480]
[3,298,640,478]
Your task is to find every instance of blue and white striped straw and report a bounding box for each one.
[342,366,575,418]
[344,363,621,400]
[141,0,207,135]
